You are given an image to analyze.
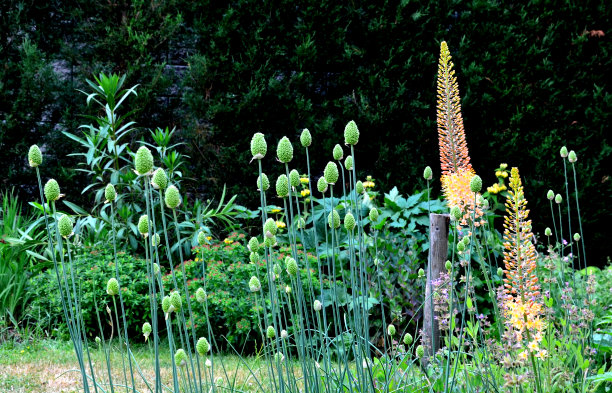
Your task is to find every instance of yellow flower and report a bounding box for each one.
[366,175,373,181]
[501,171,508,178]
[223,238,232,244]
[276,221,286,229]
[500,163,508,170]
[195,258,200,262]
[300,177,309,184]
[206,236,212,241]
[518,351,528,361]
[271,208,281,214]
[495,171,502,177]
[300,189,310,197]
[528,341,539,352]
[535,349,548,360]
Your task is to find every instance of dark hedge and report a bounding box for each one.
[1,0,610,263]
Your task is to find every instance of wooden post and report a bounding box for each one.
[423,213,450,362]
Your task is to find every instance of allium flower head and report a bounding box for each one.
[344,211,356,231]
[264,218,278,237]
[300,128,312,147]
[142,322,152,341]
[445,260,452,271]
[251,133,267,159]
[369,207,379,223]
[107,278,119,296]
[137,215,149,235]
[257,173,270,191]
[286,257,298,276]
[328,209,340,229]
[555,194,562,204]
[345,155,354,170]
[276,136,293,163]
[249,251,260,264]
[416,345,425,358]
[317,177,328,194]
[151,168,167,190]
[248,237,259,252]
[266,325,276,339]
[547,190,554,200]
[276,174,289,198]
[197,231,207,246]
[324,162,339,185]
[403,333,413,346]
[264,235,276,248]
[153,263,160,275]
[134,146,154,175]
[196,337,210,355]
[296,217,306,229]
[174,349,187,367]
[170,291,182,311]
[281,329,288,339]
[568,150,577,163]
[423,166,433,181]
[289,169,300,188]
[165,185,181,209]
[355,180,364,194]
[387,324,396,336]
[58,214,74,238]
[44,179,61,202]
[196,287,206,303]
[162,295,172,314]
[151,233,161,247]
[470,175,482,193]
[333,144,343,160]
[313,299,322,311]
[344,120,360,145]
[545,227,552,237]
[560,146,568,158]
[28,145,42,167]
[105,184,116,203]
[249,276,261,292]
[418,268,425,278]
[573,233,581,242]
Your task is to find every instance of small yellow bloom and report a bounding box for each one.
[518,351,528,361]
[366,175,373,181]
[300,189,310,197]
[223,238,232,244]
[206,236,212,241]
[495,171,502,177]
[300,177,309,184]
[535,349,548,360]
[528,341,539,352]
[501,172,508,178]
[276,221,286,229]
[271,208,281,214]
[500,163,508,170]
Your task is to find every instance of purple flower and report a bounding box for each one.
[562,239,568,246]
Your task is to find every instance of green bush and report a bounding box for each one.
[28,249,151,339]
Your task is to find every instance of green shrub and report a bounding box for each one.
[28,249,151,339]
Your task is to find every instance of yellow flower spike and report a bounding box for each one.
[300,177,309,184]
[275,221,286,229]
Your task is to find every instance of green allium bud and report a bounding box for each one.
[333,144,343,160]
[276,136,293,163]
[547,190,554,200]
[300,128,312,147]
[423,166,433,181]
[197,231,207,246]
[450,206,462,221]
[281,329,288,339]
[266,325,276,339]
[274,352,285,362]
[344,212,356,231]
[153,263,160,275]
[445,260,452,271]
[264,218,278,237]
[276,174,289,198]
[317,177,328,194]
[249,276,261,292]
[328,209,340,229]
[196,337,210,355]
[286,257,298,276]
[134,146,154,175]
[470,175,482,193]
[257,173,270,191]
[462,235,471,245]
[416,345,425,359]
[285,285,291,294]
[387,324,396,336]
[418,268,425,278]
[296,217,306,229]
[555,194,562,204]
[28,145,42,167]
[344,155,354,170]
[105,183,116,202]
[497,267,504,277]
[573,233,581,242]
[403,333,413,346]
[344,120,360,145]
[248,237,259,252]
[545,227,552,237]
[95,336,101,345]
[165,185,181,209]
[151,168,167,190]
[162,295,172,313]
[457,242,465,252]
[313,299,322,311]
[205,358,212,367]
[250,251,260,264]
[560,146,568,158]
[251,133,267,159]
[289,169,300,188]
[107,278,119,296]
[324,162,339,185]
[355,180,364,194]
[142,322,152,341]
[264,235,276,248]
[273,263,282,276]
[137,215,149,235]
[568,150,577,163]
[151,233,161,247]
[44,179,61,202]
[174,349,187,367]
[369,207,379,223]
[58,214,73,237]
[196,287,206,303]
[170,291,182,311]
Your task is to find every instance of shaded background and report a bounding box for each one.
[1,0,610,264]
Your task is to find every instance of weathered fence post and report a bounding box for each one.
[423,213,450,362]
